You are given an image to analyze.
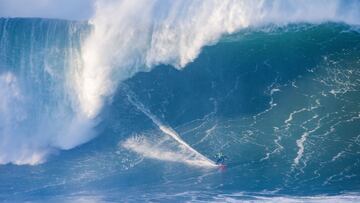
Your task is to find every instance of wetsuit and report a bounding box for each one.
[215,153,227,165]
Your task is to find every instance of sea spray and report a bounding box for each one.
[122,86,217,167]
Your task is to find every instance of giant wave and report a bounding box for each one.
[1,0,360,166]
[1,0,360,201]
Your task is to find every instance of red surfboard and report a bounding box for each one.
[218,164,227,172]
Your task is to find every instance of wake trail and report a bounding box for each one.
[123,86,217,168]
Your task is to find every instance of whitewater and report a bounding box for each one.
[1,0,360,202]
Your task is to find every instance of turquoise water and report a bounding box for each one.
[1,18,360,202]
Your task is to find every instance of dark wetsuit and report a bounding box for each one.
[216,157,225,165]
[215,153,227,165]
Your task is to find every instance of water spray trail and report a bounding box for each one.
[123,86,217,167]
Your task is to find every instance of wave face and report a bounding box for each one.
[1,0,360,202]
[118,23,360,195]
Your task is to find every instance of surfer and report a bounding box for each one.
[215,152,227,165]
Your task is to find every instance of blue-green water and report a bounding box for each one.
[1,18,360,202]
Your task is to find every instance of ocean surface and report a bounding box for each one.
[1,1,360,202]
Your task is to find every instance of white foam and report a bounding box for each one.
[294,132,309,165]
[213,192,360,203]
[285,108,307,124]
